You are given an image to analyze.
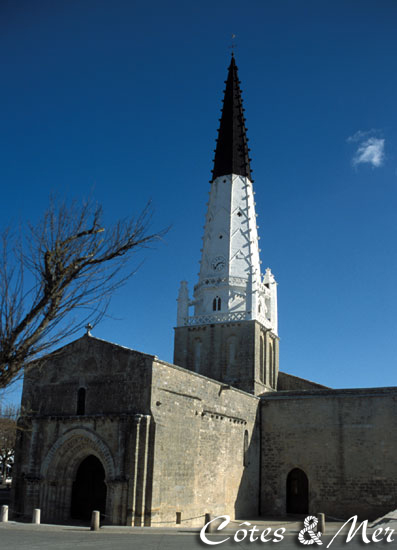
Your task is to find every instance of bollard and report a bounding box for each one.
[317,513,325,534]
[91,510,100,531]
[0,505,8,522]
[204,513,213,533]
[32,508,41,524]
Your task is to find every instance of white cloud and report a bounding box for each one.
[347,129,385,168]
[352,137,385,168]
[347,129,375,143]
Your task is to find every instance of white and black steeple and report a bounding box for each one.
[212,54,252,182]
[174,55,279,394]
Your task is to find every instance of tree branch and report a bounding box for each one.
[0,198,168,388]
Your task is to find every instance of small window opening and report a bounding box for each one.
[237,211,242,217]
[269,340,274,387]
[228,336,237,366]
[243,430,249,467]
[219,235,223,239]
[194,339,202,373]
[77,388,86,415]
[260,335,265,383]
[212,297,221,311]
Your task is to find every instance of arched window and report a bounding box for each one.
[260,335,265,383]
[228,336,237,365]
[269,340,274,387]
[213,296,221,311]
[194,339,202,373]
[77,388,86,416]
[243,430,249,467]
[265,296,271,321]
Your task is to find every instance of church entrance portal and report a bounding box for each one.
[286,468,309,514]
[71,455,107,520]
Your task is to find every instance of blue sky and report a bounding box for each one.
[1,0,397,405]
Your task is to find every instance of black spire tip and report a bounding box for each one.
[211,56,252,182]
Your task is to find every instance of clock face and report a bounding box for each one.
[211,256,226,272]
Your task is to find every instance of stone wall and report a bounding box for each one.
[174,320,279,395]
[16,334,395,527]
[277,372,328,391]
[22,336,153,417]
[12,415,146,525]
[149,358,260,526]
[13,335,261,527]
[13,336,156,525]
[261,387,397,520]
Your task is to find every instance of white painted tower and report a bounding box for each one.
[174,55,279,394]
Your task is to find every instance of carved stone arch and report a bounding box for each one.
[41,427,116,482]
[38,427,130,525]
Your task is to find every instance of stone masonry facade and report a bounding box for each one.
[12,335,260,526]
[11,334,397,525]
[261,388,397,521]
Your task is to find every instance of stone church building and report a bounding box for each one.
[12,56,397,526]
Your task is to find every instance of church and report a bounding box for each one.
[11,56,397,526]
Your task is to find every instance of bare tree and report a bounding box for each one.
[0,199,167,389]
[0,405,18,479]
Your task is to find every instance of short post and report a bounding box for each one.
[317,513,325,534]
[32,508,41,524]
[0,505,8,522]
[205,513,213,533]
[91,510,100,531]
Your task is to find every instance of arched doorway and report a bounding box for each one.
[71,455,107,520]
[286,468,309,514]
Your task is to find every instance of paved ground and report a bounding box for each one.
[1,516,390,550]
[372,509,397,531]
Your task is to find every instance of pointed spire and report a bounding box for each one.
[212,55,252,181]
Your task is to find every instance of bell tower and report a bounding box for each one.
[173,55,279,395]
